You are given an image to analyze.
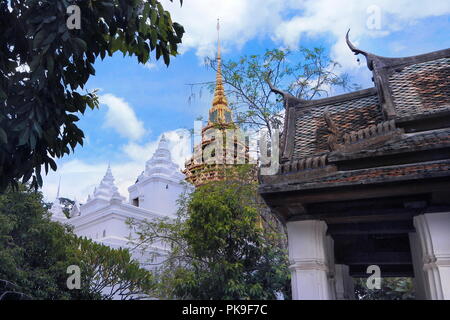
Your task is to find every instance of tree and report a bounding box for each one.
[0,185,155,300]
[0,0,184,192]
[68,237,155,300]
[130,166,291,300]
[190,48,359,136]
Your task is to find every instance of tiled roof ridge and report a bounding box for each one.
[289,88,378,110]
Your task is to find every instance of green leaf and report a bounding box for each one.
[46,56,54,74]
[0,87,6,100]
[18,127,30,146]
[0,127,7,143]
[71,38,87,52]
[33,29,47,48]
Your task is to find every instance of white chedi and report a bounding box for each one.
[141,134,184,182]
[90,164,126,202]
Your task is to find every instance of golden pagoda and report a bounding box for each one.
[183,20,252,187]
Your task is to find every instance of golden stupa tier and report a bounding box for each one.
[183,125,253,187]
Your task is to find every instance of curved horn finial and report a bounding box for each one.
[346,29,377,70]
[346,29,366,56]
[266,71,305,109]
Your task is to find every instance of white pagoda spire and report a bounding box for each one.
[141,134,184,181]
[149,134,171,162]
[88,165,126,202]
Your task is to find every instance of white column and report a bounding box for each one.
[408,232,428,300]
[334,264,355,300]
[414,212,450,300]
[286,220,331,300]
[325,236,337,300]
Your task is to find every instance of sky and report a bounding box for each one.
[41,0,450,202]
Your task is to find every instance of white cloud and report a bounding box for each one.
[42,130,192,203]
[99,94,146,141]
[162,0,289,58]
[143,62,158,70]
[164,0,450,71]
[271,0,450,70]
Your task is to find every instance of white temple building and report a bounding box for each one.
[49,135,187,267]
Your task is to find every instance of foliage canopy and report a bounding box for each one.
[0,0,184,191]
[131,166,291,299]
[0,185,154,300]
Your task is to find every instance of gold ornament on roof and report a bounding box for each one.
[209,18,232,124]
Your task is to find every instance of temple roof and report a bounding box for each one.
[260,37,450,196]
[258,36,450,279]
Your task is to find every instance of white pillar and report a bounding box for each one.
[325,236,337,300]
[409,232,428,300]
[414,212,450,300]
[334,264,355,300]
[286,220,331,300]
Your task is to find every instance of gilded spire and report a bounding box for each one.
[209,18,232,124]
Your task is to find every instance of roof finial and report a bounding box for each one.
[346,29,366,56]
[208,18,232,124]
[217,18,221,60]
[345,29,377,70]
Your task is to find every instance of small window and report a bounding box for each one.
[132,197,139,207]
[103,230,106,237]
[166,184,169,189]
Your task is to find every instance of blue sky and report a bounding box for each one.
[42,0,450,202]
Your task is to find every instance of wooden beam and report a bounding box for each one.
[290,207,417,224]
[327,221,414,235]
[261,176,450,206]
[336,251,412,266]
